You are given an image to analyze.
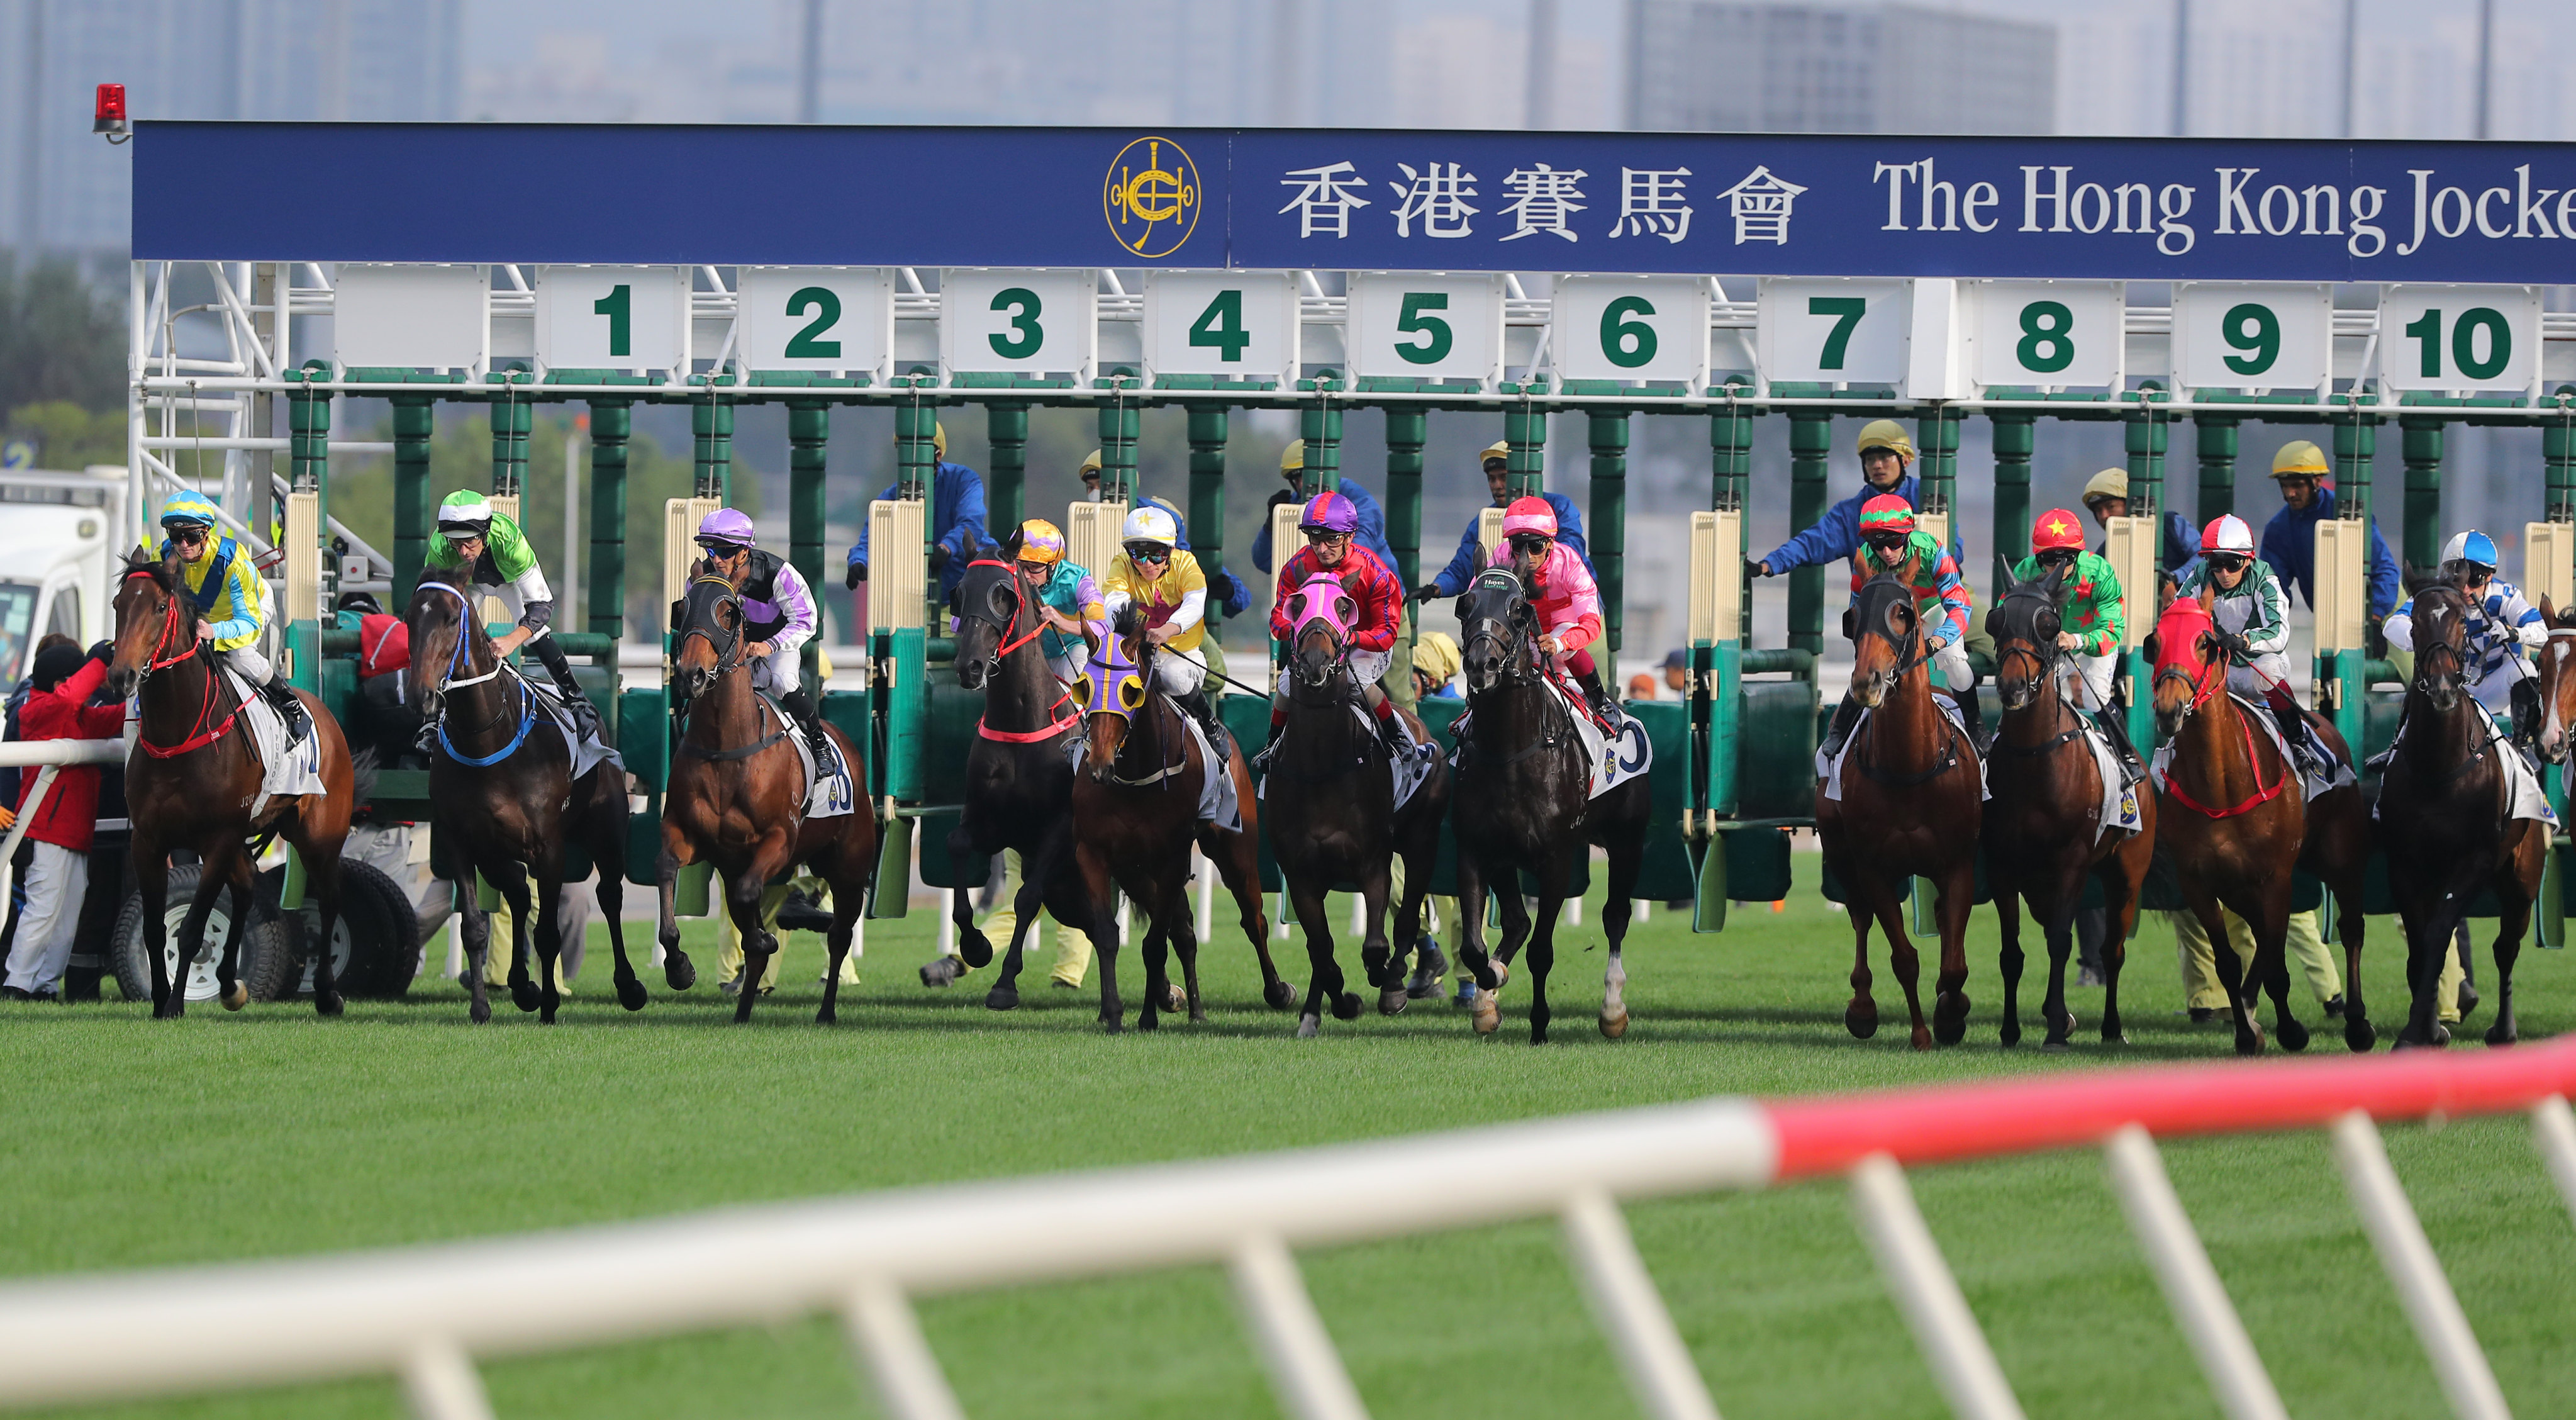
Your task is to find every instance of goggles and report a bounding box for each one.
[2207,553,2250,573]
[1506,533,1552,555]
[694,537,749,556]
[2035,547,2078,564]
[1123,542,1171,563]
[1863,532,1910,552]
[1304,528,1351,545]
[162,521,211,540]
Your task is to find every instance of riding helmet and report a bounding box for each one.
[435,490,496,537]
[1856,419,1915,464]
[1857,493,1915,539]
[157,489,220,531]
[1500,496,1558,540]
[1017,518,1067,565]
[694,506,756,551]
[2080,468,2127,508]
[2440,530,2501,575]
[2271,440,2330,479]
[2202,513,2256,556]
[1298,489,1360,535]
[1118,503,1179,549]
[2031,508,2086,554]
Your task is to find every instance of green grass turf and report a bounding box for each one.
[4,854,2572,1419]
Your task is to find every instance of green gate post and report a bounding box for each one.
[2400,414,2446,571]
[1914,408,1961,523]
[2123,389,2170,752]
[788,399,829,674]
[2326,413,2381,754]
[490,390,530,501]
[2195,412,2239,524]
[2548,391,2576,522]
[1188,406,1230,628]
[1383,409,1425,592]
[1503,403,1545,499]
[1589,411,1628,656]
[1298,398,1343,497]
[1705,400,1755,825]
[1989,412,2034,595]
[586,399,631,644]
[986,402,1029,534]
[1098,394,1140,505]
[691,393,733,503]
[391,394,435,609]
[281,369,333,912]
[1786,412,1833,656]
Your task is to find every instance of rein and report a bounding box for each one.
[417,579,538,766]
[1458,595,1570,767]
[962,561,1079,744]
[672,573,790,762]
[2162,690,2290,819]
[1852,592,1965,788]
[123,567,250,759]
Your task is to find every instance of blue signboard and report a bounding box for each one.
[136,121,2576,284]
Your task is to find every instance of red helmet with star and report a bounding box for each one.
[2031,508,2085,554]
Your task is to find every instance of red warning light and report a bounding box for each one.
[94,83,130,142]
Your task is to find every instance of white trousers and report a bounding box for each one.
[750,646,800,695]
[1930,637,1973,693]
[2470,659,2534,715]
[222,646,273,685]
[2060,651,2116,709]
[2226,654,2294,700]
[3,842,89,995]
[1275,648,1391,698]
[1156,643,1210,697]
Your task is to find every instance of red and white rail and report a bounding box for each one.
[1,1041,2570,1420]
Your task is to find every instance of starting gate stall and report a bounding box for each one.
[123,122,2576,936]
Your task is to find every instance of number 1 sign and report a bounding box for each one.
[1141,271,1300,384]
[533,266,689,374]
[736,267,893,379]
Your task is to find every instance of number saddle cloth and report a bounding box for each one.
[756,692,854,820]
[1816,696,1991,805]
[1447,673,1651,803]
[2363,700,2558,829]
[209,666,328,820]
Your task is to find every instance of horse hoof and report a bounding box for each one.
[2455,980,2481,1020]
[1470,993,1500,1036]
[919,957,964,989]
[616,976,649,1012]
[1530,1023,1549,1046]
[1264,980,1298,1011]
[1100,1015,1124,1035]
[1164,983,1187,1014]
[664,951,696,991]
[2102,1028,2132,1046]
[315,992,344,1018]
[959,929,995,970]
[1998,1020,2021,1048]
[2275,1016,2310,1053]
[1910,1026,1933,1051]
[2235,1027,2266,1056]
[2345,1017,2378,1053]
[2433,1021,2451,1046]
[1138,1011,1159,1031]
[1599,1008,1628,1039]
[1846,1000,1879,1039]
[510,981,542,1013]
[1380,987,1409,1016]
[469,1000,491,1025]
[1297,1013,1320,1038]
[986,987,1020,1012]
[815,1006,835,1026]
[2485,1021,2517,1047]
[1332,992,1363,1021]
[221,982,248,1012]
[1932,992,1970,1046]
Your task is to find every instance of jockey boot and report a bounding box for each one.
[260,677,309,746]
[1575,666,1624,728]
[1251,712,1288,774]
[2511,676,2543,749]
[1820,695,1862,759]
[2267,696,2320,778]
[1370,696,1411,754]
[2095,706,2145,782]
[778,686,833,774]
[1953,686,1989,756]
[528,633,603,741]
[1176,687,1231,764]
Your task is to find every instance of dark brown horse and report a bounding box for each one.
[1267,573,1451,1034]
[2377,582,2546,1047]
[407,576,654,1024]
[2149,590,2372,1054]
[1983,571,2156,1048]
[1815,565,1983,1050]
[1449,569,1651,1044]
[657,571,876,1024]
[1068,607,1281,1033]
[106,549,358,1019]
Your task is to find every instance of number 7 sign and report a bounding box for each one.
[1142,271,1300,386]
[1757,278,1910,386]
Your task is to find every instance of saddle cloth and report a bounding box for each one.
[228,669,326,819]
[1066,697,1241,833]
[765,696,856,820]
[518,676,625,783]
[1446,681,1651,801]
[1256,703,1439,813]
[2081,718,2146,843]
[2365,702,2558,827]
[1817,695,1990,804]
[2149,693,2358,805]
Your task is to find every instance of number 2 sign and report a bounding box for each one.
[1141,271,1300,384]
[735,267,893,379]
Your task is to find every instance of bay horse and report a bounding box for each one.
[1815,564,1983,1050]
[106,548,357,1019]
[1068,606,1281,1033]
[2375,582,2545,1047]
[2149,590,2372,1054]
[1268,573,1451,1034]
[658,571,876,1024]
[1449,568,1651,1044]
[406,577,654,1024]
[1983,571,2155,1048]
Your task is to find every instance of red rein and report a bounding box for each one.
[968,560,1080,743]
[125,569,247,759]
[2151,601,2286,819]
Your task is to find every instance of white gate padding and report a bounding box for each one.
[867,497,927,633]
[2313,517,2370,653]
[2100,513,2158,649]
[2523,521,2573,617]
[1687,510,1742,646]
[0,1043,2568,1419]
[1066,498,1126,596]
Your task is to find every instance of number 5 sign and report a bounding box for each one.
[1552,276,1710,386]
[1141,271,1300,385]
[1346,272,1505,385]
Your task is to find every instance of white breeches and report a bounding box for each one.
[2225,653,2294,700]
[1155,644,1208,697]
[2058,651,2116,708]
[1930,637,1973,693]
[750,646,800,695]
[221,646,272,685]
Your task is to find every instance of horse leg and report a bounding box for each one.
[1076,840,1123,1034]
[132,837,175,1018]
[2096,856,2139,1046]
[1172,888,1207,1024]
[163,843,233,1020]
[1137,875,1178,1034]
[1873,881,1932,1052]
[2487,828,2540,1047]
[724,867,774,1026]
[479,858,538,1015]
[815,820,875,1026]
[1453,859,1502,1036]
[457,871,495,1025]
[1597,829,1643,1041]
[950,823,995,970]
[1992,870,2026,1048]
[2039,881,2080,1048]
[654,821,698,991]
[583,799,646,1012]
[1361,860,1403,1017]
[215,844,256,1012]
[1930,860,1974,1046]
[1525,882,1561,1048]
[984,854,1047,1012]
[2198,891,2265,1055]
[1286,873,1338,1037]
[1205,824,1291,1010]
[532,863,565,1025]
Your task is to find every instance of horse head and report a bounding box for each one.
[672,568,747,708]
[1077,605,1149,781]
[2537,595,2576,763]
[403,574,482,727]
[949,558,1024,692]
[2150,584,2224,739]
[2406,581,2472,716]
[106,546,194,700]
[1286,573,1358,702]
[1845,561,1922,711]
[1455,569,1534,695]
[1984,564,2068,712]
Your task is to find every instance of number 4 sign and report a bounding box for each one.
[1141,271,1300,385]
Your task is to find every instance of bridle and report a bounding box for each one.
[960,560,1078,742]
[1457,573,1568,766]
[2150,607,2287,818]
[1853,576,1934,681]
[1987,578,2084,758]
[416,578,535,766]
[1081,620,1183,787]
[120,562,249,759]
[672,571,791,762]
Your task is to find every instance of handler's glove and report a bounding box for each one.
[845,561,867,588]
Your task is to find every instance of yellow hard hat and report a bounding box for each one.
[1079,449,1102,476]
[1480,440,1510,466]
[1412,630,1462,685]
[1280,439,1304,472]
[2272,439,2329,478]
[2080,468,2127,506]
[894,422,947,457]
[1856,419,1915,462]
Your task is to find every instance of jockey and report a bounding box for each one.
[1255,489,1408,768]
[1010,517,1105,688]
[2384,529,2546,735]
[427,491,603,738]
[1820,494,1977,759]
[2010,508,2141,773]
[1750,419,1968,583]
[2176,513,2333,775]
[153,491,306,739]
[1101,502,1226,748]
[1488,495,1621,725]
[691,508,823,752]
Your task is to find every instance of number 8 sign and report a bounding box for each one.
[1968,280,2122,388]
[1553,276,1710,386]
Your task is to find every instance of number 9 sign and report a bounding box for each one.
[1553,276,1710,386]
[2170,282,2332,393]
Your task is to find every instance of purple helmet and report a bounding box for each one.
[694,507,757,550]
[1298,489,1359,535]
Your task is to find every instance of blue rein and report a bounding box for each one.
[423,581,538,768]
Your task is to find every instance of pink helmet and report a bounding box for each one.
[1298,489,1359,535]
[2201,513,2256,557]
[1500,496,1558,540]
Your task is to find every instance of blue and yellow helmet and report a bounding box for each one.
[158,491,220,532]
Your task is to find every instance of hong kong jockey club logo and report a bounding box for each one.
[1104,136,1200,259]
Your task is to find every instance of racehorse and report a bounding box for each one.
[1068,606,1283,1033]
[2149,590,2372,1054]
[1982,571,2155,1048]
[1815,564,1983,1050]
[107,548,358,1019]
[406,576,654,1024]
[1266,573,1451,1034]
[1449,568,1651,1044]
[658,570,876,1024]
[2375,581,2545,1047]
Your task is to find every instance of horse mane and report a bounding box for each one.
[1111,603,1145,639]
[120,545,199,629]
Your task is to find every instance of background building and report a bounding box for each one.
[1625,2,2055,136]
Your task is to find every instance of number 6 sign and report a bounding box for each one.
[1553,275,1710,386]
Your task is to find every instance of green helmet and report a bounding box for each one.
[435,490,495,538]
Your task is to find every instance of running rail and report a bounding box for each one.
[0,1043,2569,1420]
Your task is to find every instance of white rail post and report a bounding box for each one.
[2331,1111,2511,1420]
[1195,849,1216,941]
[2533,1096,2576,1226]
[2102,1126,2289,1420]
[1559,1187,1722,1420]
[843,1275,967,1420]
[399,1338,494,1420]
[1849,1154,2026,1420]
[1229,1233,1371,1420]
